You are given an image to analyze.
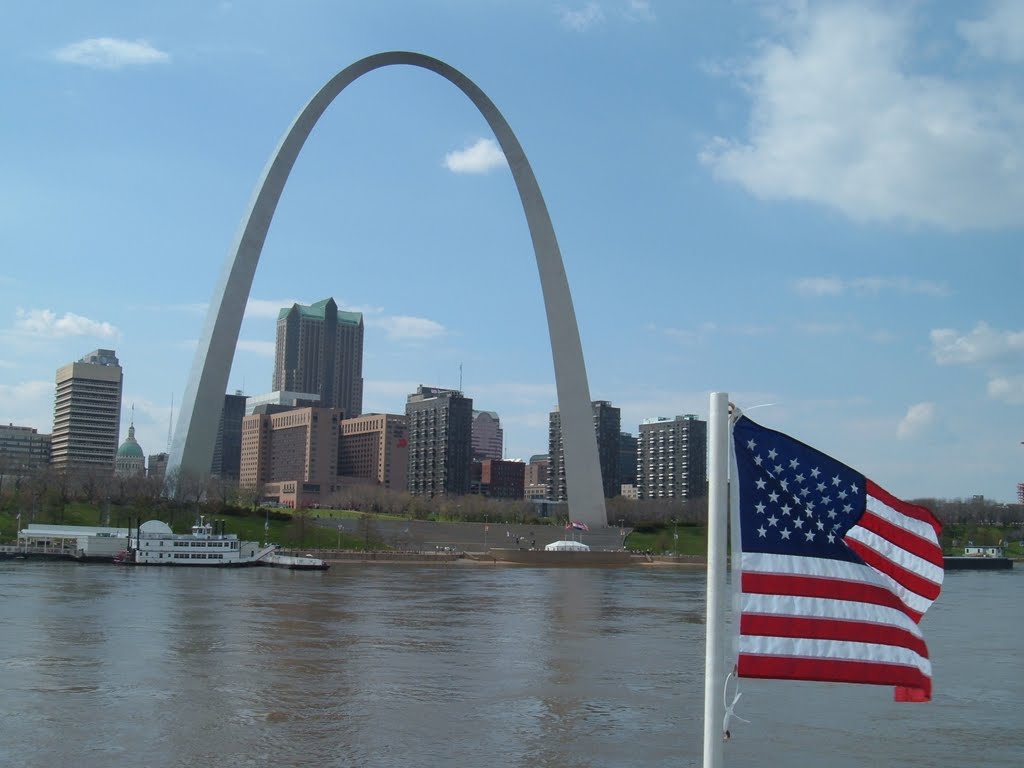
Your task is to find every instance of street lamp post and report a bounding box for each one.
[337,524,342,551]
[484,513,489,550]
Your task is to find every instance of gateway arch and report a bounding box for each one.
[168,51,608,529]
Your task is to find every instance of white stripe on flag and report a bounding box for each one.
[742,593,924,638]
[738,636,932,675]
[844,526,944,586]
[865,494,941,542]
[741,551,934,616]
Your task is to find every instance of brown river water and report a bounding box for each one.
[0,561,1020,767]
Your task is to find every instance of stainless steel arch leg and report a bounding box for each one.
[167,52,607,528]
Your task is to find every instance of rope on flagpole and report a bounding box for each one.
[722,669,749,739]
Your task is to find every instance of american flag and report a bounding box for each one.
[732,415,944,702]
[566,521,590,532]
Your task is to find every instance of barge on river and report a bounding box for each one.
[943,545,1013,571]
[261,550,330,570]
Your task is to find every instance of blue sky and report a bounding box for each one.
[1,1,1022,502]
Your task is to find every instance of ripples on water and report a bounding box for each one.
[0,563,1020,767]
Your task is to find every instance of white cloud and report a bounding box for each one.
[794,322,851,336]
[53,37,170,69]
[469,381,557,404]
[443,138,507,174]
[958,0,1024,62]
[700,5,1024,230]
[14,308,119,339]
[897,402,935,440]
[0,380,55,431]
[795,276,949,297]
[236,340,275,357]
[244,298,309,319]
[795,277,844,297]
[987,375,1024,404]
[661,320,717,344]
[625,1,655,23]
[364,379,423,400]
[848,277,949,297]
[560,3,605,31]
[374,316,446,341]
[930,322,1024,365]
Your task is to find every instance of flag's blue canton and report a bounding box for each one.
[734,416,866,563]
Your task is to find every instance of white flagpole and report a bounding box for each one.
[703,392,729,768]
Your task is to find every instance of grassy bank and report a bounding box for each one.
[4,504,1019,559]
[0,503,381,551]
[624,523,706,556]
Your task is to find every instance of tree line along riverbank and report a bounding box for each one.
[1,499,1021,558]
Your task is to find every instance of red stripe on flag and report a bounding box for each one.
[742,572,924,622]
[867,481,942,536]
[740,614,929,659]
[856,510,945,569]
[844,538,942,603]
[737,654,931,701]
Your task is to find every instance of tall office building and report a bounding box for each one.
[524,454,550,500]
[637,414,708,501]
[0,425,51,473]
[547,400,621,501]
[210,392,247,481]
[148,452,169,482]
[471,410,503,461]
[618,431,638,488]
[51,349,123,474]
[338,413,409,491]
[272,298,363,418]
[239,405,343,507]
[405,386,473,497]
[479,459,525,499]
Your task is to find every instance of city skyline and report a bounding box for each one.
[1,2,1022,502]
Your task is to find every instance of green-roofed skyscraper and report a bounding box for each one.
[272,297,364,418]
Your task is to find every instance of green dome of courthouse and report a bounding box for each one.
[115,421,145,477]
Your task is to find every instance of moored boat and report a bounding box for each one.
[261,550,330,571]
[943,544,1013,570]
[116,518,275,567]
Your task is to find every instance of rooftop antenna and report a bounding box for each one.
[459,362,463,393]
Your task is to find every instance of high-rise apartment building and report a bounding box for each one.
[51,349,123,474]
[524,454,550,500]
[338,413,408,491]
[479,459,525,499]
[239,405,343,507]
[0,425,51,473]
[547,400,621,501]
[211,392,247,481]
[471,410,503,461]
[637,414,708,501]
[272,298,363,418]
[148,452,169,482]
[619,431,638,487]
[405,386,473,497]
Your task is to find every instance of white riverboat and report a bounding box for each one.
[115,518,275,567]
